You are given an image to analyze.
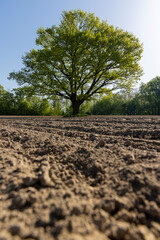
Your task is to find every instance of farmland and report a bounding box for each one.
[0,116,160,240]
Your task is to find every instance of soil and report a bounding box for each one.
[0,115,160,240]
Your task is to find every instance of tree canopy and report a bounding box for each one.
[9,9,143,115]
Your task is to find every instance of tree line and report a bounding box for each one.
[0,76,160,115]
[90,76,160,115]
[0,85,62,116]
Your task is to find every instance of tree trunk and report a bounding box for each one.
[72,101,81,115]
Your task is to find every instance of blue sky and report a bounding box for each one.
[0,0,160,91]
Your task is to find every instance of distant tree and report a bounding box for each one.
[38,98,53,116]
[90,96,114,115]
[52,101,63,115]
[9,9,143,115]
[90,93,125,115]
[139,76,160,115]
[0,87,15,115]
[13,88,55,116]
[0,85,6,114]
[123,94,142,115]
[0,84,61,116]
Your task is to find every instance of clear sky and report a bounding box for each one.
[0,0,160,91]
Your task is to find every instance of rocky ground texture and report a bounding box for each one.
[0,116,160,240]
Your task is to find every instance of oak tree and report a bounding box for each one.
[9,9,143,115]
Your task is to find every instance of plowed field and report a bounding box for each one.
[0,116,160,240]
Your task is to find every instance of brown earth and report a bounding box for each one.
[0,116,160,240]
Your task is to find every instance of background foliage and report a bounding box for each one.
[0,76,160,116]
